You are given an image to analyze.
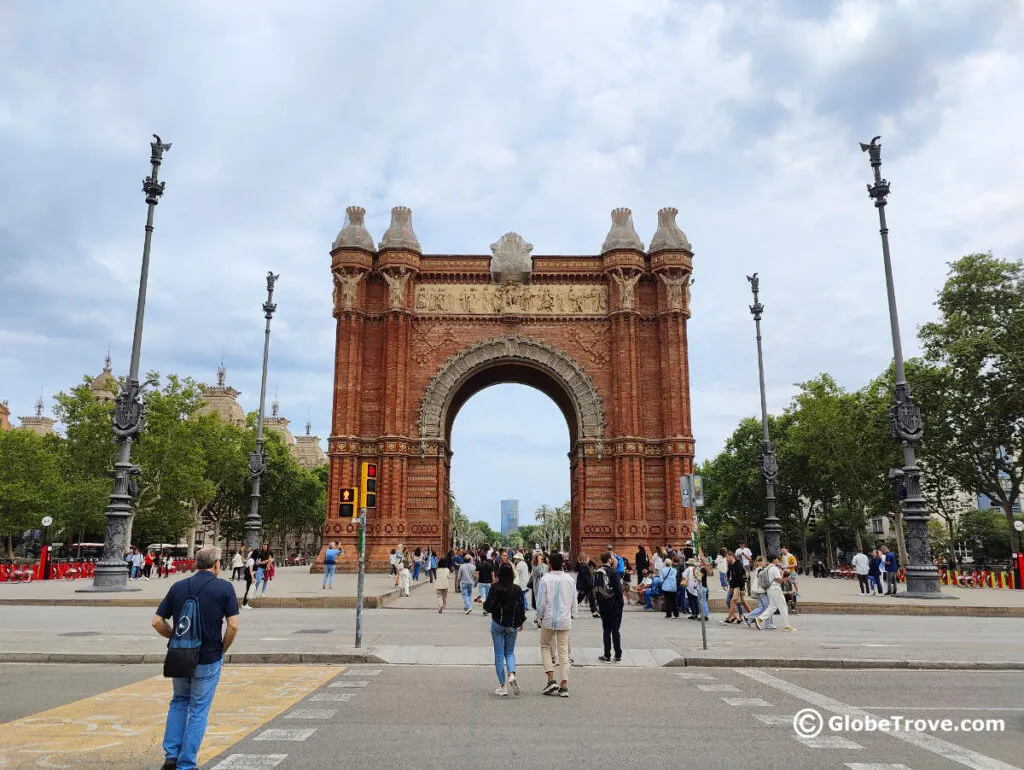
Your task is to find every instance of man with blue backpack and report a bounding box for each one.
[152,546,239,770]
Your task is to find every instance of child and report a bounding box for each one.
[399,560,412,597]
[622,559,633,604]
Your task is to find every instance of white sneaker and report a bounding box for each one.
[494,685,508,696]
[508,673,520,696]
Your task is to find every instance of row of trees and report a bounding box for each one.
[0,373,327,558]
[698,253,1024,568]
[445,493,571,553]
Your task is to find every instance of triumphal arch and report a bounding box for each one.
[322,205,695,569]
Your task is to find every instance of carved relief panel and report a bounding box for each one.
[413,283,607,315]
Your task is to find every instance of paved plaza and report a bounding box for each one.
[3,565,1022,615]
[0,664,1020,769]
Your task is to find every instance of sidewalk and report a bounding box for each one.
[0,566,422,608]
[3,567,1021,616]
[2,586,1022,670]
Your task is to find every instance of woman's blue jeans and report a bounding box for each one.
[490,620,518,684]
[413,562,421,581]
[162,659,222,770]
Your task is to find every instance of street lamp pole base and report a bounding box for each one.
[902,570,949,599]
[76,584,143,593]
[897,592,957,600]
[76,562,143,593]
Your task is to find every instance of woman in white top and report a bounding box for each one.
[651,547,665,576]
[434,558,451,613]
[714,548,729,591]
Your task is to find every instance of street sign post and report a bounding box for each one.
[355,506,367,647]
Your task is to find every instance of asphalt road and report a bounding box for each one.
[4,605,1024,666]
[1,664,1019,769]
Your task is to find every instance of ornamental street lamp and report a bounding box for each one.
[860,136,941,596]
[244,272,280,555]
[747,272,781,558]
[83,135,171,592]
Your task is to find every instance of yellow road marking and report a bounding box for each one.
[0,666,339,769]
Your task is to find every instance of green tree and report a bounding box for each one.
[959,509,1017,567]
[699,415,797,558]
[0,430,63,556]
[916,253,1024,547]
[516,524,539,549]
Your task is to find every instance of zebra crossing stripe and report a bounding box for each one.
[697,684,740,692]
[329,680,370,688]
[285,709,338,720]
[209,755,288,769]
[675,672,715,680]
[254,728,317,742]
[722,697,774,707]
[345,669,382,675]
[754,714,794,725]
[845,765,913,770]
[312,692,354,702]
[797,736,864,749]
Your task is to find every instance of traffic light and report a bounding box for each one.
[339,487,358,518]
[360,461,377,509]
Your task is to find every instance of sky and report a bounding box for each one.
[2,1,1022,531]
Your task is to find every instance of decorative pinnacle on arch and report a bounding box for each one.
[379,206,421,252]
[649,207,691,252]
[332,205,376,251]
[601,208,644,253]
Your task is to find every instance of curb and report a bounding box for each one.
[669,657,1024,671]
[2,651,1019,670]
[0,651,386,665]
[0,576,430,610]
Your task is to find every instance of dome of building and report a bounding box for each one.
[90,353,119,403]
[193,364,246,427]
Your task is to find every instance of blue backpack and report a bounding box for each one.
[163,577,211,678]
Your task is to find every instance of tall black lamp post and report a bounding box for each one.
[747,272,781,558]
[860,137,941,596]
[244,272,280,555]
[83,135,171,592]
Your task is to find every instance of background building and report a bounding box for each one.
[500,498,519,535]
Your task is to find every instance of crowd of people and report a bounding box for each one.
[385,540,804,697]
[221,544,276,608]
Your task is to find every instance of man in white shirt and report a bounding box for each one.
[534,552,578,698]
[754,556,795,632]
[735,543,753,569]
[851,549,870,595]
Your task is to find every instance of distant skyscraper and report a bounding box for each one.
[500,499,519,535]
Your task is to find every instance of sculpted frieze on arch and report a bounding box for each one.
[412,282,608,315]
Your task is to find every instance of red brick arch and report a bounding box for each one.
[322,206,695,569]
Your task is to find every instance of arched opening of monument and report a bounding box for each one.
[449,382,571,553]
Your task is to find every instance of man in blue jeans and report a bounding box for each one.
[322,541,343,590]
[152,546,239,770]
[457,556,477,614]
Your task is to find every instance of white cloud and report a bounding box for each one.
[2,0,1022,524]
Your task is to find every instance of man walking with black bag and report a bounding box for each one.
[152,546,239,770]
[595,552,624,662]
